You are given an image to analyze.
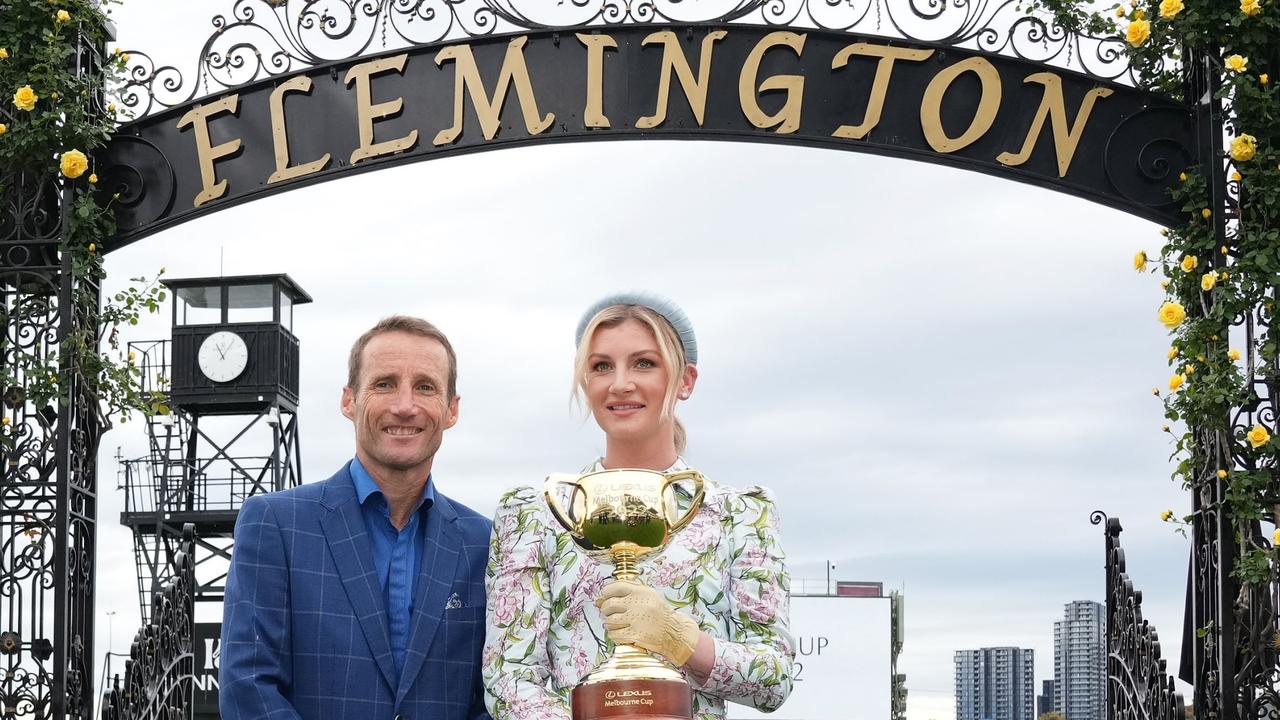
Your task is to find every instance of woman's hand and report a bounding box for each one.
[596,580,701,666]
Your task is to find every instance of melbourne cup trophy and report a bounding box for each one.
[544,468,706,720]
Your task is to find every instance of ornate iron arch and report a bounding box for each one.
[96,0,1195,250]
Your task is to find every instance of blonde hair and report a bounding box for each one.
[573,304,689,453]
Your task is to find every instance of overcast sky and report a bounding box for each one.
[87,3,1196,719]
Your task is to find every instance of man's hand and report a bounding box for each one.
[596,580,701,667]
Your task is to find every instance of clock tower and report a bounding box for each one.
[119,274,311,719]
[165,274,311,413]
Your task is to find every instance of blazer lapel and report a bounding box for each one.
[320,477,397,693]
[395,494,461,705]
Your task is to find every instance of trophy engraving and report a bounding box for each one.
[544,468,706,720]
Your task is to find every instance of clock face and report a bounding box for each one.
[198,331,249,383]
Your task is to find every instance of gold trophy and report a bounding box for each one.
[544,468,706,720]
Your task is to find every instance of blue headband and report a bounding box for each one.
[575,291,698,365]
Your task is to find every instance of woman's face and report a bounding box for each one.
[584,318,692,446]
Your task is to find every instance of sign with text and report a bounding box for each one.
[193,622,221,718]
[101,25,1194,248]
[730,595,892,720]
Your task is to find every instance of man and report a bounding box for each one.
[220,316,491,720]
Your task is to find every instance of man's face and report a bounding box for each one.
[341,331,459,481]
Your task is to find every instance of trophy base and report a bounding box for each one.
[571,678,693,720]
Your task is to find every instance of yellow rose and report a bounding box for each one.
[1226,55,1249,73]
[1160,510,1174,521]
[1274,528,1280,545]
[1134,9,1146,19]
[1168,347,1179,360]
[1231,134,1257,162]
[0,123,6,135]
[1161,279,1171,289]
[1202,272,1217,291]
[1248,424,1271,448]
[1181,254,1199,272]
[1202,208,1213,219]
[1169,373,1186,391]
[1242,0,1262,15]
[1262,74,1271,85]
[0,48,8,60]
[1127,19,1150,46]
[1116,6,1126,16]
[1179,171,1188,182]
[55,9,70,23]
[88,173,97,184]
[107,102,116,113]
[1218,469,1228,479]
[13,85,37,111]
[1159,301,1187,328]
[1232,170,1243,182]
[87,243,96,253]
[1134,250,1148,271]
[1229,348,1242,361]
[1162,424,1171,432]
[1159,0,1183,16]
[59,149,88,179]
[1221,246,1230,256]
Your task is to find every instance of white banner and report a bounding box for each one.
[729,595,892,720]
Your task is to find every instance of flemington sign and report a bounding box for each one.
[101,24,1195,245]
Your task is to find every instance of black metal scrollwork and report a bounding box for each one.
[100,525,194,720]
[116,0,1146,118]
[1095,512,1187,720]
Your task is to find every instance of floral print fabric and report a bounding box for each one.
[483,470,795,720]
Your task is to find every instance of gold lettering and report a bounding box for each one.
[267,76,331,184]
[637,30,728,129]
[831,44,934,140]
[577,33,618,128]
[920,56,1002,153]
[345,54,418,165]
[738,31,807,134]
[434,36,555,146]
[176,94,241,208]
[996,72,1114,177]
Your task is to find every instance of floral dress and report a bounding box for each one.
[482,462,795,720]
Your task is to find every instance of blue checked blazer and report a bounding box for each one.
[220,462,492,720]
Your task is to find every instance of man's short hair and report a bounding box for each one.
[347,315,458,398]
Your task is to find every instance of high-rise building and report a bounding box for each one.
[954,647,1036,720]
[1038,679,1056,717]
[1054,600,1106,720]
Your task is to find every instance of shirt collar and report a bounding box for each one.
[350,456,436,511]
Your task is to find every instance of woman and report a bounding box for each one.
[483,292,794,720]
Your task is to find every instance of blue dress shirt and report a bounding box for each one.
[349,456,435,685]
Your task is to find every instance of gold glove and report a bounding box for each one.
[597,580,701,667]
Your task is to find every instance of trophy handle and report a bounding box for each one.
[661,470,706,532]
[543,474,588,544]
